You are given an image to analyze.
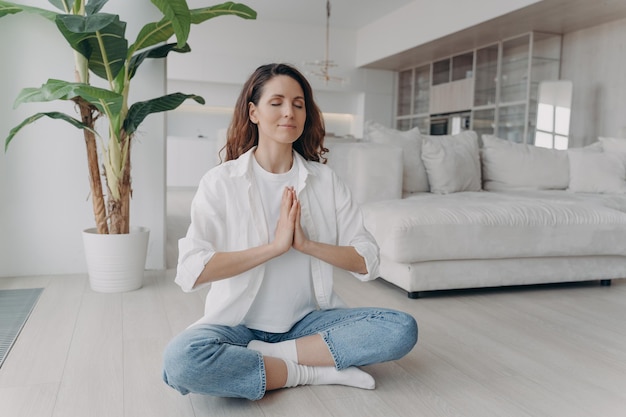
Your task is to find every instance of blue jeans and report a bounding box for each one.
[162,307,418,400]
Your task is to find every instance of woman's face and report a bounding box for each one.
[249,75,306,147]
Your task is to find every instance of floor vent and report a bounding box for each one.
[0,288,44,368]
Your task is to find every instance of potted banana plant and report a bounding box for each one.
[0,0,256,291]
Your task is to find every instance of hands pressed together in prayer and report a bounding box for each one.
[273,186,308,254]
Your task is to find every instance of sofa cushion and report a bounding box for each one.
[568,148,626,194]
[363,191,626,264]
[496,189,626,215]
[599,136,626,153]
[363,121,429,193]
[481,135,569,191]
[420,131,482,194]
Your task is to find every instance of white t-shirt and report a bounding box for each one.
[176,148,380,328]
[242,154,317,332]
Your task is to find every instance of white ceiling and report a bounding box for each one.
[366,0,626,70]
[223,0,414,29]
[201,0,626,70]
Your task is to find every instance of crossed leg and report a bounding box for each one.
[261,334,375,390]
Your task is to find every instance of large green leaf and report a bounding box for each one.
[47,0,71,13]
[14,79,123,116]
[46,0,108,15]
[124,93,205,135]
[128,2,255,56]
[190,2,256,24]
[0,1,21,17]
[150,0,190,48]
[55,13,128,81]
[0,1,57,21]
[128,42,191,80]
[85,0,109,16]
[5,111,90,151]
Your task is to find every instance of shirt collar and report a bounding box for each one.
[230,146,318,185]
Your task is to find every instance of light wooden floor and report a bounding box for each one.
[0,269,625,417]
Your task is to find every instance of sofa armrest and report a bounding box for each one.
[326,140,403,205]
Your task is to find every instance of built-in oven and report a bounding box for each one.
[430,112,471,135]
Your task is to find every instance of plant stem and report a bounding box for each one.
[78,101,109,234]
[107,131,131,234]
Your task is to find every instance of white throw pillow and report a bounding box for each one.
[568,148,626,193]
[420,131,482,194]
[480,135,569,191]
[599,136,626,154]
[363,121,429,193]
[582,141,603,151]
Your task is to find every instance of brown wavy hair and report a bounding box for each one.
[224,63,328,163]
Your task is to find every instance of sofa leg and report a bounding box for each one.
[600,279,612,286]
[408,291,421,299]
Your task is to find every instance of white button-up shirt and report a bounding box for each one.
[176,147,380,327]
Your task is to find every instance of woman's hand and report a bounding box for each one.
[272,186,298,255]
[291,189,367,275]
[292,193,309,252]
[273,186,310,253]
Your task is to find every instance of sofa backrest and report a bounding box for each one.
[331,122,626,199]
[363,121,483,195]
[480,135,570,191]
[363,121,429,194]
[325,138,403,205]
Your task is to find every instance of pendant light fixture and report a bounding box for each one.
[306,0,345,84]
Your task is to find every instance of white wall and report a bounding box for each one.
[0,0,166,277]
[0,1,398,279]
[561,18,626,146]
[166,16,396,140]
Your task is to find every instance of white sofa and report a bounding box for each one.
[326,123,626,298]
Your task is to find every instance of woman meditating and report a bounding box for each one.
[162,63,418,401]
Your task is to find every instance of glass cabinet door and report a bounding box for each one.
[497,104,527,143]
[530,33,561,85]
[397,69,413,117]
[529,33,562,144]
[474,44,499,107]
[452,52,474,81]
[472,108,495,139]
[395,116,429,133]
[413,64,430,115]
[500,34,530,104]
[432,59,450,85]
[395,118,412,131]
[412,116,429,133]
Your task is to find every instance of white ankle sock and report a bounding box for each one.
[283,360,375,390]
[248,339,298,362]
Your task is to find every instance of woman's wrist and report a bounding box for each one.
[293,237,312,255]
[270,239,291,257]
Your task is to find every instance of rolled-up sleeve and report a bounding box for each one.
[175,238,215,292]
[333,172,380,282]
[175,174,224,292]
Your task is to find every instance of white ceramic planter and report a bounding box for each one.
[82,226,150,293]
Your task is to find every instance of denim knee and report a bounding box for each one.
[161,331,221,396]
[321,308,418,369]
[376,310,418,361]
[392,311,418,358]
[162,335,195,395]
[162,329,265,400]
